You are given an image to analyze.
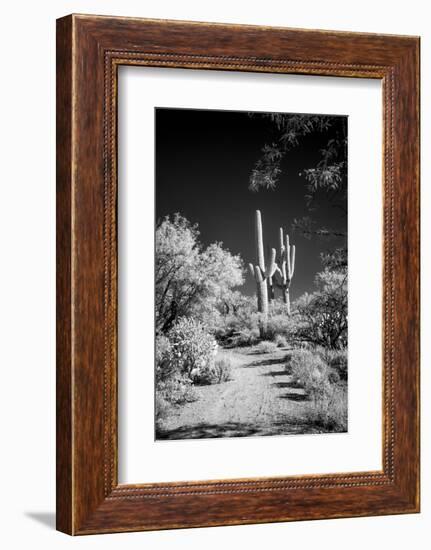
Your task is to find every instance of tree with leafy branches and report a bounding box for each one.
[155,214,244,334]
[295,269,348,349]
[249,112,348,270]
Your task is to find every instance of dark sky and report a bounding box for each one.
[155,108,347,300]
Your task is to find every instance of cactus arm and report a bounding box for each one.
[255,266,264,283]
[274,264,283,278]
[255,210,266,272]
[266,248,277,278]
[290,245,296,279]
[279,227,284,256]
[281,258,287,283]
[285,234,291,278]
[248,263,255,277]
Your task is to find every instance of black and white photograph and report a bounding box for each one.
[0,1,424,545]
[155,107,348,440]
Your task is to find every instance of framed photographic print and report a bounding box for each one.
[56,15,420,535]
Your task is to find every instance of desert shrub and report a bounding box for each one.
[191,363,219,385]
[256,340,278,354]
[325,349,348,380]
[287,349,347,431]
[225,327,260,347]
[274,334,288,348]
[213,312,252,343]
[155,393,171,424]
[241,327,261,346]
[168,317,217,377]
[295,341,317,351]
[156,318,235,390]
[265,305,299,341]
[309,383,347,431]
[155,375,199,429]
[156,376,198,406]
[192,355,234,385]
[295,270,347,349]
[155,331,200,425]
[217,304,301,346]
[288,350,329,390]
[315,347,347,381]
[222,311,262,336]
[156,333,171,359]
[155,334,175,381]
[328,370,341,384]
[196,307,224,336]
[213,355,234,382]
[214,291,257,332]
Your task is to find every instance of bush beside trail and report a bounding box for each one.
[285,349,347,432]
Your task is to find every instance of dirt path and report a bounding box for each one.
[157,347,318,440]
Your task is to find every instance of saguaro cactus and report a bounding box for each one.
[248,210,276,335]
[275,227,296,314]
[266,244,275,302]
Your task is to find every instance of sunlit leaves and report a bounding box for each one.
[291,216,347,240]
[248,113,347,198]
[156,214,244,333]
[295,269,348,349]
[302,162,345,192]
[320,248,348,272]
[249,143,283,191]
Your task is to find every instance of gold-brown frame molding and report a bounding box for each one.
[56,14,420,534]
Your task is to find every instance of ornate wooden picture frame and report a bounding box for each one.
[56,14,420,535]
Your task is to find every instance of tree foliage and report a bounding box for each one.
[295,269,347,349]
[155,214,244,334]
[320,247,347,272]
[248,113,346,198]
[248,112,348,270]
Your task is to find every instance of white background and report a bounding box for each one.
[0,1,428,548]
[118,68,382,483]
